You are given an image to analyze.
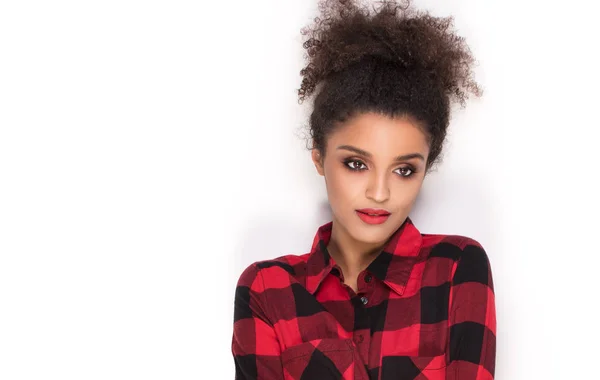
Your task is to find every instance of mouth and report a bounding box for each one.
[356,208,391,216]
[356,208,391,225]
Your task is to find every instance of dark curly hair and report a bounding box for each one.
[298,0,482,173]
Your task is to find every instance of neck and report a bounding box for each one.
[326,217,385,279]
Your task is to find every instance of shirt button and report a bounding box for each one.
[364,274,372,283]
[360,296,368,305]
[355,334,364,344]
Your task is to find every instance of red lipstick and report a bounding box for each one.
[356,208,391,225]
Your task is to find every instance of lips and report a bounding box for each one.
[356,208,391,216]
[356,208,391,225]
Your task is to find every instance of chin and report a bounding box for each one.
[347,221,394,244]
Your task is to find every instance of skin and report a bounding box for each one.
[311,111,430,293]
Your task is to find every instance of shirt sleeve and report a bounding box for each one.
[446,239,497,379]
[232,263,284,380]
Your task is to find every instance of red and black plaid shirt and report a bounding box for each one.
[232,216,496,379]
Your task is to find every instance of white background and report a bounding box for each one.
[1,0,599,379]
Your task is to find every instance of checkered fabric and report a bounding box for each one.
[232,216,496,379]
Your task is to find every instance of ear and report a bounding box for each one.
[311,148,325,176]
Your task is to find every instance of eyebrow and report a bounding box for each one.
[336,145,425,162]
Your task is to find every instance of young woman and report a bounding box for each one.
[232,1,496,379]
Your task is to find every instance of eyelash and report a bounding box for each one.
[342,159,417,178]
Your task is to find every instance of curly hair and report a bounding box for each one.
[298,0,481,172]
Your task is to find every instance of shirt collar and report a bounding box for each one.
[305,216,423,296]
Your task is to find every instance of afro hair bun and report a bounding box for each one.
[298,0,481,104]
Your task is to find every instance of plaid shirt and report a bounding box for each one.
[232,216,496,379]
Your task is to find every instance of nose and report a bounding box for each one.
[365,170,390,203]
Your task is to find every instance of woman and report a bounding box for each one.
[232,0,496,379]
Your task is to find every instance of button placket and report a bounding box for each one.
[358,271,374,295]
[354,334,364,344]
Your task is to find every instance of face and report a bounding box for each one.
[311,111,430,248]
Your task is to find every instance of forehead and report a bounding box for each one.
[328,112,430,155]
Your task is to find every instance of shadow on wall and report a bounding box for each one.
[412,163,499,249]
[232,199,333,274]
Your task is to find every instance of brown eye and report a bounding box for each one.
[394,167,414,177]
[344,159,367,171]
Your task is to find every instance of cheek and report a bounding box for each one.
[391,176,423,196]
[324,169,361,208]
[389,180,423,209]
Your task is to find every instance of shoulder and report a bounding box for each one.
[422,233,490,262]
[422,233,493,284]
[235,252,311,288]
[437,234,494,290]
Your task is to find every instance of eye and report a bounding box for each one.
[344,159,367,171]
[394,166,415,177]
